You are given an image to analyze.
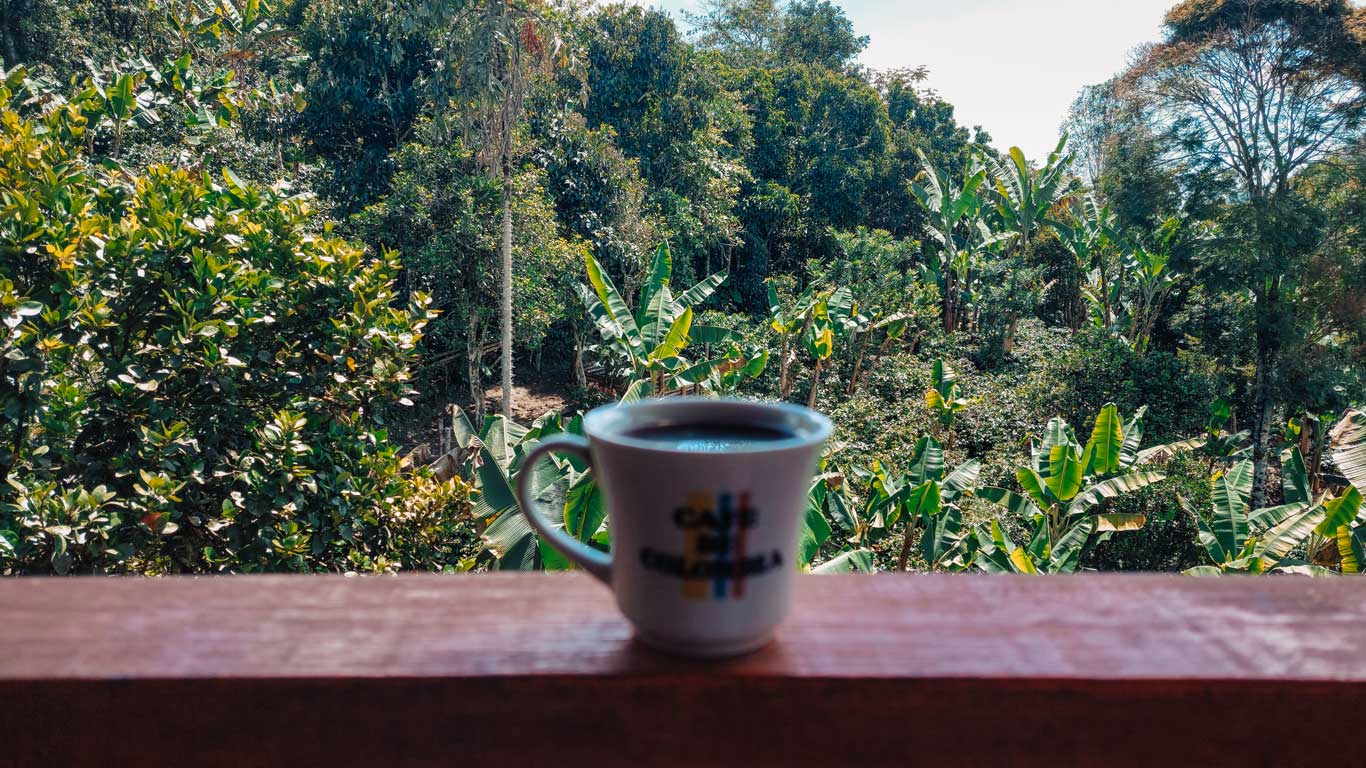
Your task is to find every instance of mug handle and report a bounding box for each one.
[515,435,612,584]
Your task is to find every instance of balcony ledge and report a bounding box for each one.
[2,573,1363,767]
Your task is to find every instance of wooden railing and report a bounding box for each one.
[2,573,1363,767]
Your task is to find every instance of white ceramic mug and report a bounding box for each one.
[516,398,832,658]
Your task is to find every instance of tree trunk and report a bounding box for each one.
[468,307,485,428]
[943,272,957,333]
[1003,314,1019,355]
[778,334,792,399]
[1248,282,1282,510]
[807,360,823,409]
[572,324,587,388]
[846,334,870,396]
[897,523,917,572]
[499,161,514,418]
[1,7,19,69]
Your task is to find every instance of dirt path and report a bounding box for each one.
[480,383,571,423]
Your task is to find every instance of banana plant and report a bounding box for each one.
[845,310,910,395]
[767,282,855,405]
[888,437,980,571]
[1199,398,1249,463]
[453,403,620,572]
[1322,409,1366,573]
[443,407,588,571]
[1122,244,1180,354]
[911,151,989,333]
[974,403,1165,573]
[75,64,165,158]
[989,135,1075,257]
[767,281,822,400]
[1054,193,1119,332]
[924,359,970,438]
[582,242,755,395]
[1182,456,1332,575]
[803,286,857,408]
[804,438,979,572]
[801,469,875,573]
[986,135,1074,352]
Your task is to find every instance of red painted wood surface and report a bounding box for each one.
[1,573,1363,767]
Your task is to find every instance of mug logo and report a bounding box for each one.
[638,491,784,601]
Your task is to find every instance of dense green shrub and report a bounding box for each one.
[1028,328,1221,444]
[1083,451,1211,572]
[0,94,468,574]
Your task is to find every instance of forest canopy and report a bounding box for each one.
[1,0,1363,576]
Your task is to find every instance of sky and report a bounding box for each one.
[624,0,1177,159]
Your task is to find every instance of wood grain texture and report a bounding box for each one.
[1,573,1364,767]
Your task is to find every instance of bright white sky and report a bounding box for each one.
[623,0,1177,159]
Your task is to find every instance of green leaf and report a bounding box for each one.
[1283,448,1310,505]
[1256,505,1324,564]
[584,252,641,346]
[941,460,980,502]
[921,502,962,567]
[483,509,539,570]
[976,487,1043,518]
[480,416,528,470]
[930,358,955,396]
[688,324,740,345]
[639,285,677,348]
[1211,461,1253,553]
[1249,501,1311,530]
[678,270,727,309]
[562,474,606,544]
[1182,496,1227,565]
[1038,417,1073,470]
[638,241,672,315]
[904,437,945,485]
[905,480,942,521]
[1067,471,1165,516]
[470,448,515,521]
[812,549,874,573]
[1045,445,1084,501]
[1085,403,1123,476]
[650,307,692,362]
[1315,486,1363,537]
[798,482,833,566]
[1016,467,1052,510]
[618,379,653,404]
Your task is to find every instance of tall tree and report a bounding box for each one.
[578,5,745,287]
[433,0,566,418]
[300,0,433,213]
[1063,79,1122,187]
[1123,0,1366,507]
[774,0,868,70]
[684,0,781,67]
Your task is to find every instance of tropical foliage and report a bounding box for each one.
[1,0,1362,577]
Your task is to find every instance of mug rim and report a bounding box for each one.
[582,397,833,456]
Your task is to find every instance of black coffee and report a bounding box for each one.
[624,423,793,452]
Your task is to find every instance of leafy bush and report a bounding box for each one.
[0,93,468,574]
[1083,451,1208,572]
[1028,327,1221,444]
